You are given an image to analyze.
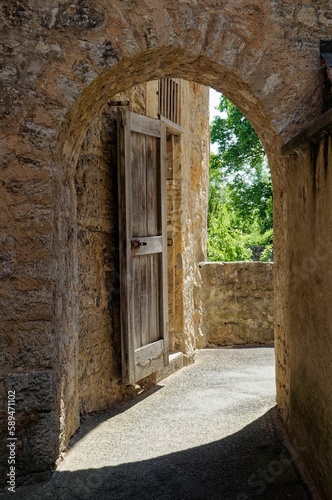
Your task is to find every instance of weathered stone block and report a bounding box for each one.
[16,411,57,477]
[0,386,56,487]
[12,322,55,369]
[56,75,83,103]
[39,4,106,30]
[91,40,119,67]
[0,331,11,368]
[0,236,17,279]
[19,121,57,151]
[0,288,53,322]
[6,371,54,412]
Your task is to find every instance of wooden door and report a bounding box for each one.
[117,110,168,384]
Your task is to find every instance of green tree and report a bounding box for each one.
[208,95,273,261]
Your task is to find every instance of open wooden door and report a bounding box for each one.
[117,110,168,384]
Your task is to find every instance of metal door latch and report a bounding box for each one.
[131,239,147,249]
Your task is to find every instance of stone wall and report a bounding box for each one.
[2,1,332,497]
[171,81,209,354]
[281,132,332,499]
[199,262,274,346]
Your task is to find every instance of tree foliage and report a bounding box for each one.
[207,94,273,261]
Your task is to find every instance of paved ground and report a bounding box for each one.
[2,348,315,499]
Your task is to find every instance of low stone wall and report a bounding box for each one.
[199,262,274,345]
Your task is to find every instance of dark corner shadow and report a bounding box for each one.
[70,383,165,447]
[5,407,312,500]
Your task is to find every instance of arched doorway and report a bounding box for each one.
[55,49,287,457]
[3,2,331,494]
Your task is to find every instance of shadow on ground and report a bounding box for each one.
[1,407,312,500]
[69,384,165,447]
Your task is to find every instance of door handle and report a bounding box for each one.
[131,239,148,249]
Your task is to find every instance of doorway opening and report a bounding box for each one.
[57,48,286,463]
[203,89,275,348]
[208,88,273,263]
[74,77,275,411]
[75,79,209,404]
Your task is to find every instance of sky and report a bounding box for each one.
[209,88,222,122]
[209,88,223,153]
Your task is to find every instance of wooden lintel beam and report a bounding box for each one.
[281,108,332,155]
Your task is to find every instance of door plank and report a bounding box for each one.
[146,134,159,236]
[117,111,135,383]
[160,116,184,135]
[134,340,164,380]
[131,131,147,237]
[160,120,169,365]
[149,253,160,343]
[132,253,143,349]
[140,254,150,347]
[131,113,161,137]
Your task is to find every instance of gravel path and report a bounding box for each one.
[2,348,314,499]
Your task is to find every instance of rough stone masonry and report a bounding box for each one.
[2,1,332,498]
[200,262,274,346]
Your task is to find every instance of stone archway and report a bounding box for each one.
[55,49,286,453]
[2,2,332,495]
